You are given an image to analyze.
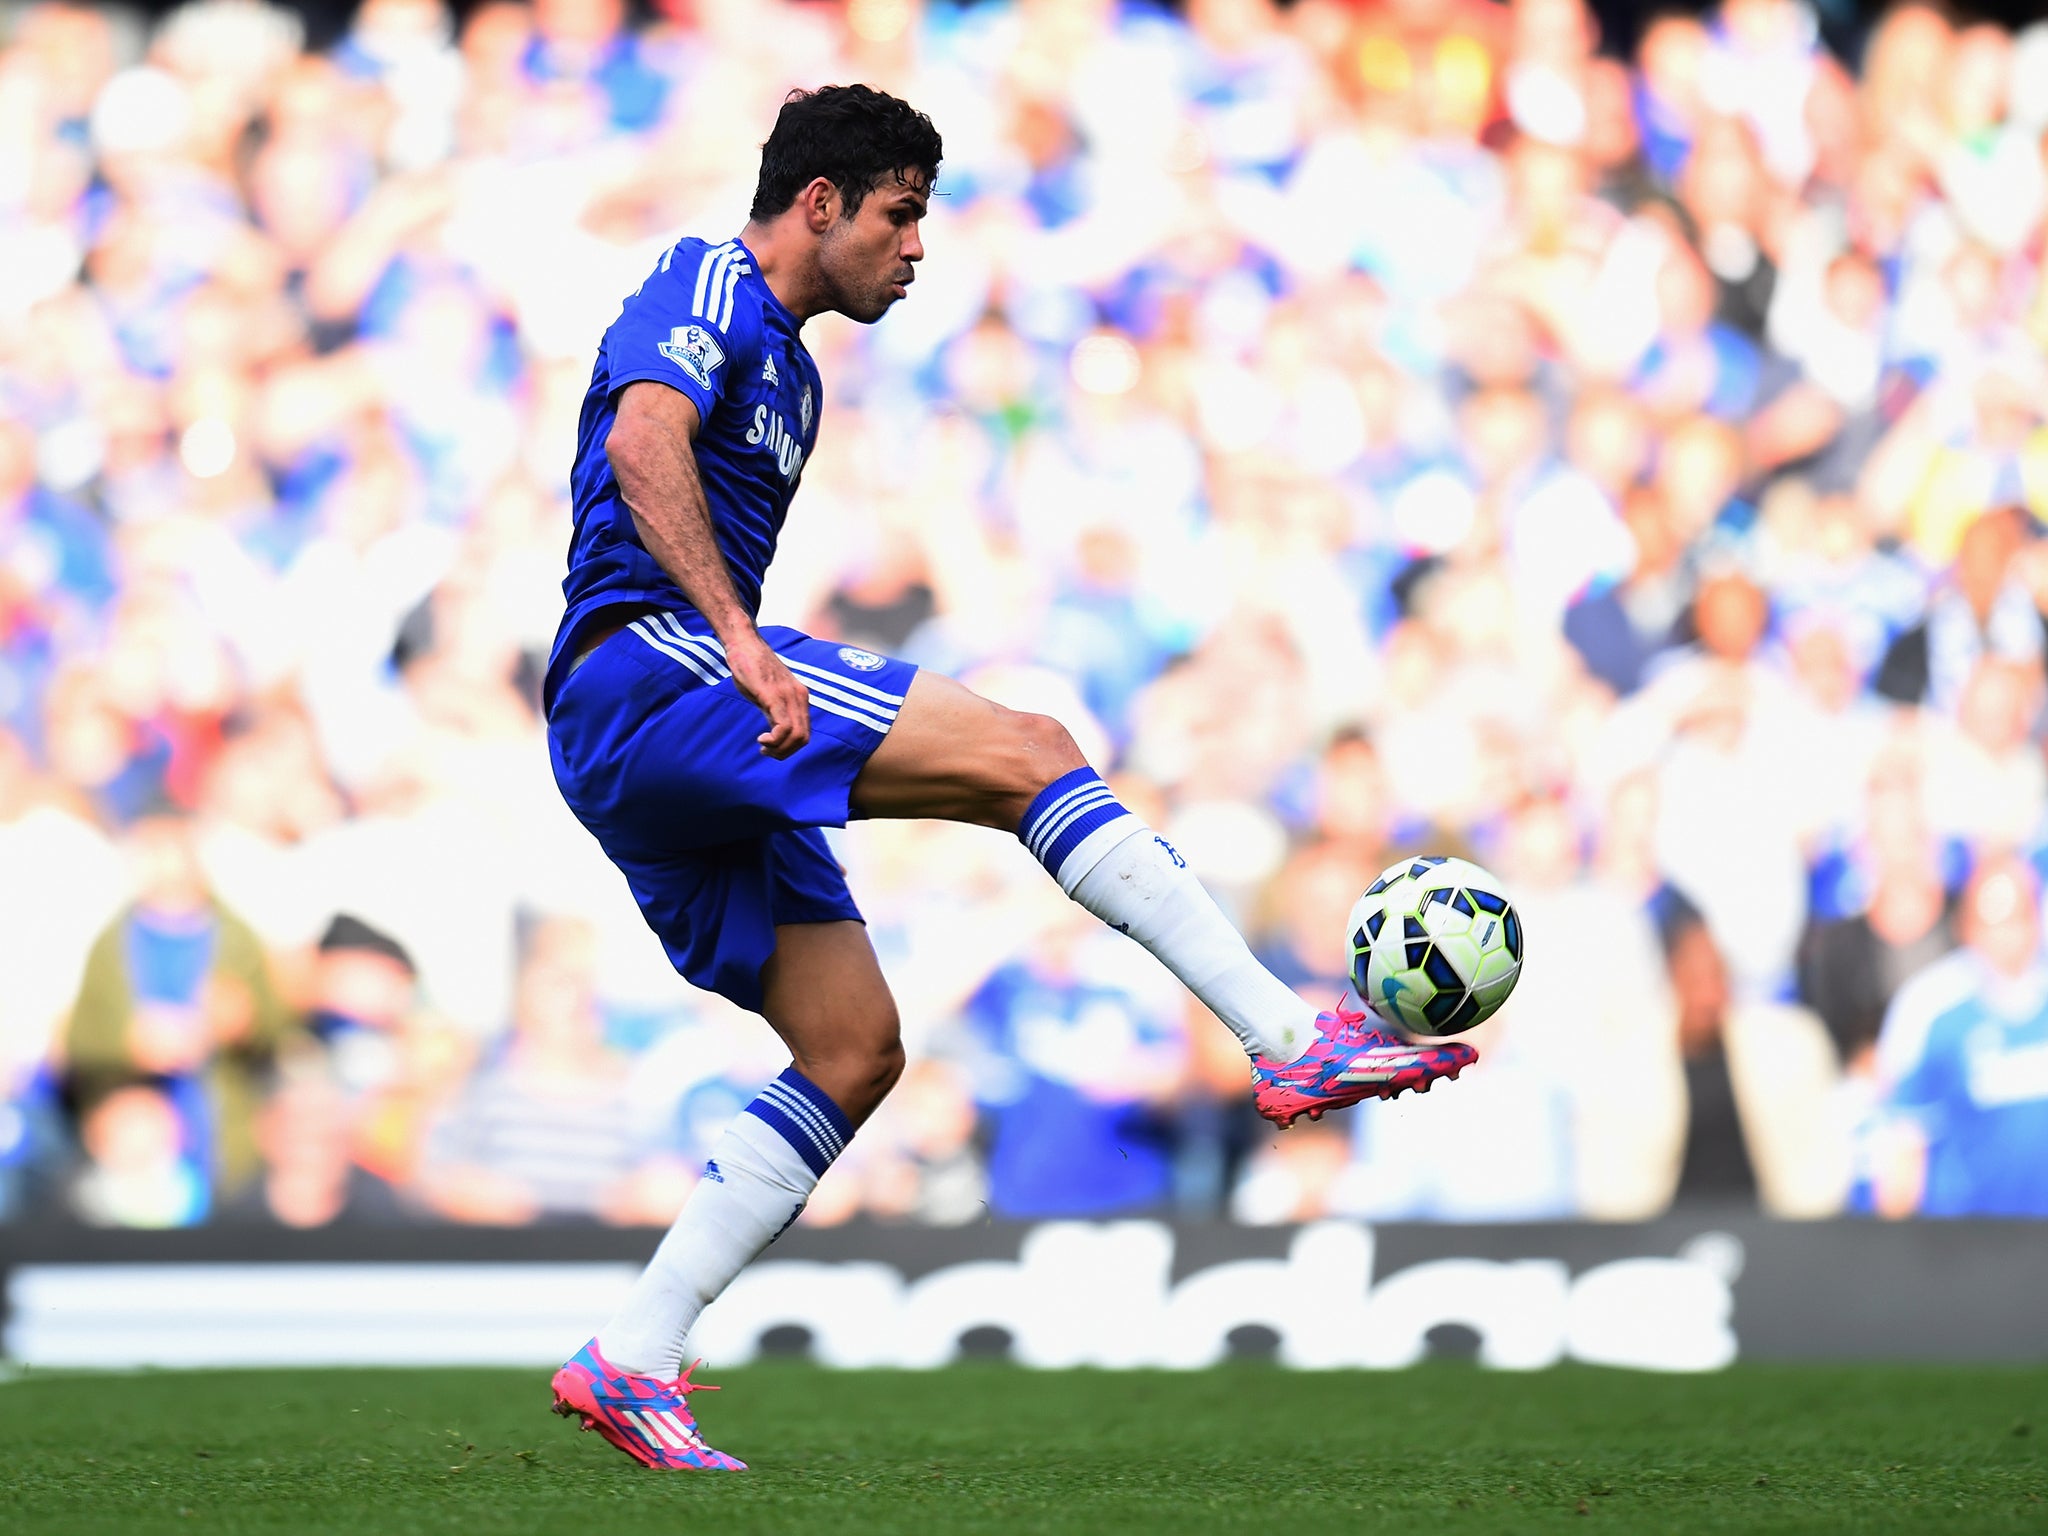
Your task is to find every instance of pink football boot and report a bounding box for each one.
[1253,999,1476,1129]
[551,1338,746,1471]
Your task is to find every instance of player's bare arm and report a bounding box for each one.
[607,382,811,759]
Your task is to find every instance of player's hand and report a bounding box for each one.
[726,632,810,757]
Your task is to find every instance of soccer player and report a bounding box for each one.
[1869,854,2048,1220]
[544,85,1476,1470]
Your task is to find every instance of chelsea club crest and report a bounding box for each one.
[837,646,885,672]
[800,385,814,434]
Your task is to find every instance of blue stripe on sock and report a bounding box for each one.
[1022,769,1125,865]
[1029,785,1114,858]
[1019,767,1101,847]
[761,1081,841,1159]
[744,1095,834,1177]
[1020,767,1136,879]
[774,1067,852,1146]
[742,1066,853,1179]
[1040,798,1131,875]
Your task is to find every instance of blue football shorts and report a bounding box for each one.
[546,609,917,1012]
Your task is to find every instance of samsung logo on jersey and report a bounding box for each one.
[746,405,806,481]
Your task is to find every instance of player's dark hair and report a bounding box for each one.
[749,85,942,222]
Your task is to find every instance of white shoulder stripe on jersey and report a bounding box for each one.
[693,243,736,320]
[721,259,751,331]
[691,245,721,315]
[703,249,735,320]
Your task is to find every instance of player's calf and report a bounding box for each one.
[858,676,1326,1064]
[1013,764,1325,1065]
[760,919,905,1124]
[1015,775,1481,1115]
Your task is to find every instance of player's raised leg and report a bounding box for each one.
[851,672,1476,1124]
[553,920,899,1468]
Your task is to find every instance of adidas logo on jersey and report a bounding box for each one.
[761,353,779,386]
[745,404,806,482]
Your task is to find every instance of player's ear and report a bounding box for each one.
[801,177,838,232]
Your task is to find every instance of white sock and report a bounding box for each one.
[1017,768,1318,1063]
[597,1067,850,1378]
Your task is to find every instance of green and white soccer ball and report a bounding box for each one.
[1348,855,1524,1037]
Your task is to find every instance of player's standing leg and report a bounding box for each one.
[587,922,897,1368]
[551,920,902,1471]
[851,673,1477,1124]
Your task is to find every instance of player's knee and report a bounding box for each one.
[799,1000,903,1118]
[841,1011,905,1114]
[867,1029,907,1099]
[1001,710,1086,799]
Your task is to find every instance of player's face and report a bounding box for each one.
[820,173,927,324]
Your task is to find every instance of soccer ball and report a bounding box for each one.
[1347,855,1523,1037]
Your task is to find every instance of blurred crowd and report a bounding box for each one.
[3,0,2048,1232]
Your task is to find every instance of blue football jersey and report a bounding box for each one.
[1888,982,2048,1217]
[548,236,822,711]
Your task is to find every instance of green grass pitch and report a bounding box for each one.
[3,1364,2044,1534]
